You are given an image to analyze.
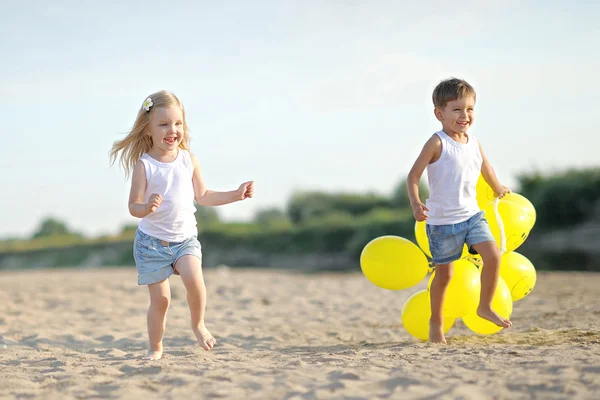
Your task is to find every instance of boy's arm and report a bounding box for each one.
[190,152,254,206]
[407,135,441,221]
[478,141,510,197]
[128,160,159,218]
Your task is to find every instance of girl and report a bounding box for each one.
[110,90,254,360]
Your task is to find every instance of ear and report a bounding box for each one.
[433,107,443,122]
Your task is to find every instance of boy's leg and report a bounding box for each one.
[470,241,512,328]
[174,255,216,350]
[144,279,171,360]
[429,262,453,344]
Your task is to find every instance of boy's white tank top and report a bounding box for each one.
[425,130,482,225]
[138,150,198,242]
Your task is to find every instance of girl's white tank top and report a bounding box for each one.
[425,130,482,225]
[138,150,198,242]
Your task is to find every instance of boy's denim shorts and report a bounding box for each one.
[133,229,202,285]
[426,211,495,265]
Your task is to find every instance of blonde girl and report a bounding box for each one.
[110,90,254,360]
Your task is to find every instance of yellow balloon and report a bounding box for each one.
[463,277,513,335]
[401,289,455,341]
[476,176,536,232]
[414,220,432,258]
[500,251,537,301]
[360,236,429,290]
[428,259,481,318]
[414,220,469,259]
[476,174,496,209]
[465,254,483,269]
[503,192,536,231]
[483,196,534,252]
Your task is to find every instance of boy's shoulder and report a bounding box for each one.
[424,132,443,148]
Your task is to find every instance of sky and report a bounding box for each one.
[1,0,599,238]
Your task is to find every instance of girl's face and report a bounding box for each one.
[147,106,184,154]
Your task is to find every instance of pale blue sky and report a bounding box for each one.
[2,0,599,238]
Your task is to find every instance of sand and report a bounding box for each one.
[0,267,599,399]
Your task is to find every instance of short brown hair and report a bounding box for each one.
[432,78,476,108]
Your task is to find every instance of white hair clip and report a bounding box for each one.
[143,97,154,112]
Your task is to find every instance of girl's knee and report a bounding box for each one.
[151,294,171,310]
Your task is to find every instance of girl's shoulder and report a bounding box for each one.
[180,149,198,171]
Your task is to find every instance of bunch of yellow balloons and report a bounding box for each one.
[360,175,538,340]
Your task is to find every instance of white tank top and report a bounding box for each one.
[425,130,482,225]
[138,150,198,242]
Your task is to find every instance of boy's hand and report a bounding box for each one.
[237,181,254,200]
[411,202,430,222]
[146,193,163,213]
[495,186,511,199]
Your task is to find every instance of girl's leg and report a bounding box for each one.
[429,262,453,344]
[174,255,216,350]
[144,278,171,360]
[471,241,512,328]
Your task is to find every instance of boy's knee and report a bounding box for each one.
[484,250,501,267]
[435,266,453,283]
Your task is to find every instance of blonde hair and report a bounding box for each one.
[432,78,476,109]
[110,90,191,178]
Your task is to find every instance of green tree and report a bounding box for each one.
[517,168,600,229]
[254,207,291,227]
[31,217,78,239]
[391,178,429,209]
[195,204,221,227]
[287,192,333,224]
[287,191,391,224]
[120,224,138,235]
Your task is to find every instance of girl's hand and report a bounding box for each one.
[237,181,254,200]
[411,202,429,222]
[146,193,163,213]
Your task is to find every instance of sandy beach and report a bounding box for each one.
[1,267,599,399]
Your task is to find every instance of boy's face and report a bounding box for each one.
[434,96,475,135]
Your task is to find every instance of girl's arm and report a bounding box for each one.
[128,160,161,218]
[190,152,254,206]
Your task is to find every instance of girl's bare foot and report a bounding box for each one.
[193,324,216,350]
[142,349,163,361]
[477,306,512,328]
[429,321,447,344]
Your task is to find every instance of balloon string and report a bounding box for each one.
[493,197,506,255]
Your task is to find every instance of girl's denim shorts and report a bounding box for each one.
[133,229,202,285]
[426,211,495,265]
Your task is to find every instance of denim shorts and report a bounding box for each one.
[426,211,495,265]
[133,229,202,285]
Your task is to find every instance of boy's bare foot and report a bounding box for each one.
[193,324,216,350]
[477,306,512,328]
[429,322,447,344]
[142,349,163,361]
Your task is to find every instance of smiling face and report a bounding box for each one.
[434,95,476,136]
[147,106,184,156]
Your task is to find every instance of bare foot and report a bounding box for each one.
[429,321,447,344]
[477,306,512,328]
[142,349,163,361]
[193,324,216,350]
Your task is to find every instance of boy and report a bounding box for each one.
[407,78,512,343]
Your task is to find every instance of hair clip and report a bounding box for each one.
[143,97,154,112]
